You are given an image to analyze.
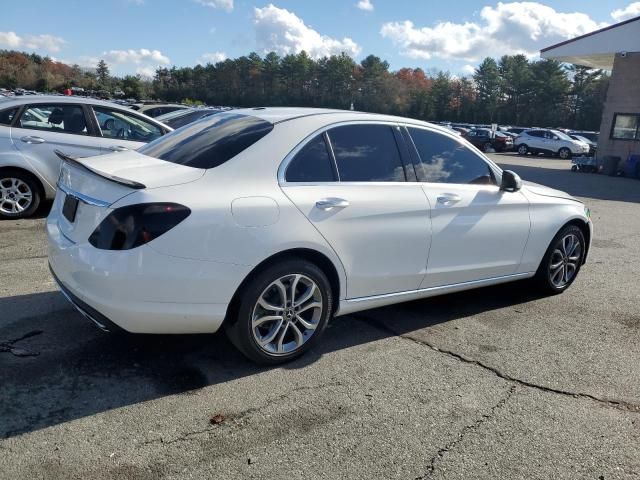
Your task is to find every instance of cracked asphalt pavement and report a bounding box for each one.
[1,153,639,479]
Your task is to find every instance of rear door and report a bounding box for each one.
[90,105,165,153]
[11,103,103,189]
[405,126,530,288]
[280,123,431,299]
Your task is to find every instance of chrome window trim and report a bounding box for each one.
[56,182,111,207]
[278,119,503,186]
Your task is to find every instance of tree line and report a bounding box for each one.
[1,49,609,130]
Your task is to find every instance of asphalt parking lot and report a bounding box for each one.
[1,153,640,479]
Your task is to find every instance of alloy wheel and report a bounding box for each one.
[251,274,323,355]
[559,148,570,159]
[548,233,582,288]
[0,177,33,215]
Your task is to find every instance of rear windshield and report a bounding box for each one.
[138,112,273,169]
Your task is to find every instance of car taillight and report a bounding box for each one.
[89,203,190,250]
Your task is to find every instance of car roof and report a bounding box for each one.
[230,107,450,132]
[0,95,133,110]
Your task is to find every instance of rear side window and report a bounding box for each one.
[286,134,336,182]
[0,107,17,125]
[527,130,544,138]
[408,127,495,185]
[17,104,88,135]
[138,113,273,169]
[327,124,405,182]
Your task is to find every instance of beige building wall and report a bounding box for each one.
[598,52,640,160]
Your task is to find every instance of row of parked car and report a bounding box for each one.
[435,121,599,159]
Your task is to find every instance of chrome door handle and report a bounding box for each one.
[21,135,45,144]
[315,198,349,210]
[436,194,461,206]
[107,145,129,152]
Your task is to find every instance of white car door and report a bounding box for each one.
[280,123,431,299]
[404,126,530,288]
[11,103,103,190]
[91,105,165,153]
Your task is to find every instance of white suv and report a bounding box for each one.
[0,96,171,219]
[515,129,590,159]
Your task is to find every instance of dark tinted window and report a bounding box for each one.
[138,112,273,169]
[328,124,405,182]
[408,127,495,185]
[166,110,219,129]
[286,134,336,182]
[0,107,17,125]
[527,130,544,138]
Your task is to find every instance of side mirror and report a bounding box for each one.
[500,170,522,192]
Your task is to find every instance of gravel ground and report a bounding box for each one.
[1,153,639,479]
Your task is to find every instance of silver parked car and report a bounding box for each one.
[514,129,590,159]
[0,96,172,219]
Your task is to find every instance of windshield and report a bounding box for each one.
[552,130,573,141]
[156,108,195,122]
[138,112,273,169]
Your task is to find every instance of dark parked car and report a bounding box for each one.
[155,107,221,129]
[465,128,513,152]
[569,130,599,143]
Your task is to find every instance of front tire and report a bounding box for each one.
[534,224,585,294]
[225,259,333,365]
[558,147,572,160]
[0,170,42,219]
[517,144,528,155]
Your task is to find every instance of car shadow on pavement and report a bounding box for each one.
[497,161,640,204]
[0,281,546,439]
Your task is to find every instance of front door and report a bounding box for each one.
[12,103,103,190]
[91,106,164,154]
[280,124,431,299]
[405,126,530,288]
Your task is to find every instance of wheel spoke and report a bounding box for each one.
[276,321,290,353]
[290,274,301,306]
[294,283,317,307]
[290,323,304,347]
[252,314,283,328]
[273,279,289,307]
[297,300,322,315]
[551,265,564,284]
[296,314,316,330]
[258,318,284,346]
[258,297,283,312]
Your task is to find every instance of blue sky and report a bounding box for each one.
[1,0,639,77]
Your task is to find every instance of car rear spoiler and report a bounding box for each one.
[54,150,146,190]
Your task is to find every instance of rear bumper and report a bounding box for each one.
[47,213,251,334]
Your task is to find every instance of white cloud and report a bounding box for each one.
[462,64,476,74]
[198,51,227,64]
[0,31,66,53]
[253,4,361,59]
[381,2,607,61]
[136,66,156,78]
[195,0,233,12]
[101,49,170,65]
[356,0,374,11]
[611,2,640,22]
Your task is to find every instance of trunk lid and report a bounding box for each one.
[53,150,204,243]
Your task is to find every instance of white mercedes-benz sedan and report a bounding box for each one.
[47,108,592,364]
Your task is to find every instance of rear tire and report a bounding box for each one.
[533,224,585,294]
[0,170,42,219]
[483,142,493,153]
[517,144,528,155]
[225,258,333,365]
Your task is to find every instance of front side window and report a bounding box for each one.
[327,124,405,182]
[408,127,495,185]
[18,104,88,135]
[94,106,162,143]
[138,112,273,169]
[286,134,336,182]
[0,107,17,125]
[611,114,639,140]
